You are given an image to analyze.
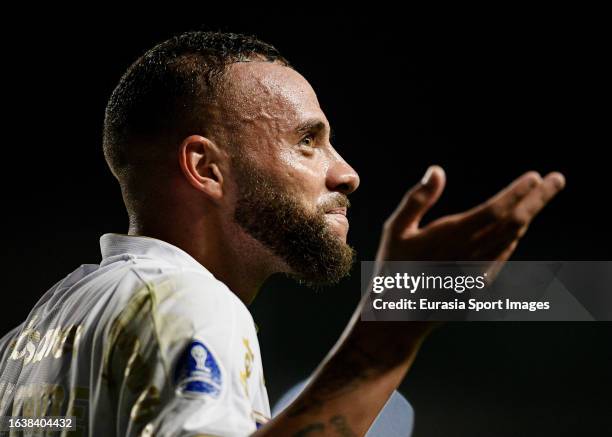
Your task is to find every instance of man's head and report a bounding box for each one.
[103,31,360,286]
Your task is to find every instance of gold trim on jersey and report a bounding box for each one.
[239,337,255,398]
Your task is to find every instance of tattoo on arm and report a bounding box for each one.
[288,327,400,417]
[292,422,325,437]
[330,415,357,437]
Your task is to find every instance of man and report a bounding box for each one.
[0,31,564,436]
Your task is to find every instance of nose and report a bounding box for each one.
[326,155,360,195]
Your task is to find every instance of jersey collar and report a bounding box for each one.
[99,233,213,278]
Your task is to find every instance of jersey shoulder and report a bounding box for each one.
[102,257,256,371]
[116,258,253,332]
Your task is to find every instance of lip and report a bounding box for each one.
[325,210,349,237]
[325,207,347,216]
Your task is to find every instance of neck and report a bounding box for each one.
[128,214,275,305]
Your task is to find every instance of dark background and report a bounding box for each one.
[1,11,610,436]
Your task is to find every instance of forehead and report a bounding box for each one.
[219,62,327,130]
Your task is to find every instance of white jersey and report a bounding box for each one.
[0,233,270,436]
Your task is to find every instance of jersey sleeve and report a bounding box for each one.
[105,267,258,437]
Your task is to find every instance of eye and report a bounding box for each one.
[298,134,316,148]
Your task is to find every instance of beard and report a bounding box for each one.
[232,156,355,286]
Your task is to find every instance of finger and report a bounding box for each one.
[385,165,446,235]
[468,171,565,257]
[510,172,566,226]
[465,171,543,230]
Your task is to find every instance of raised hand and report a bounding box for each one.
[376,166,565,267]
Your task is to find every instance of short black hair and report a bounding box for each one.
[103,31,290,181]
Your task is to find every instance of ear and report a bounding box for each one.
[178,135,225,201]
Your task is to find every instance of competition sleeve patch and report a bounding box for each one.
[174,340,223,399]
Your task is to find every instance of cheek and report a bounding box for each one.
[277,148,331,194]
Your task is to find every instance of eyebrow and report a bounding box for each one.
[295,119,333,139]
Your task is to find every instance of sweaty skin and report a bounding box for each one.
[214,62,359,254]
[129,61,565,436]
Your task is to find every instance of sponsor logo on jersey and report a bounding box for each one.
[174,340,222,399]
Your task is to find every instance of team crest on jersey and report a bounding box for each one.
[174,340,223,399]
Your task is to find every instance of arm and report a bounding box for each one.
[255,166,565,437]
[257,316,432,437]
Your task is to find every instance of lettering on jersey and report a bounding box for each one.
[12,383,65,417]
[9,323,83,366]
[174,340,222,399]
[0,383,86,436]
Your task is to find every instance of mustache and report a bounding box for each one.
[317,193,351,213]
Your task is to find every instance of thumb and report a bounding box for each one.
[386,165,446,234]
